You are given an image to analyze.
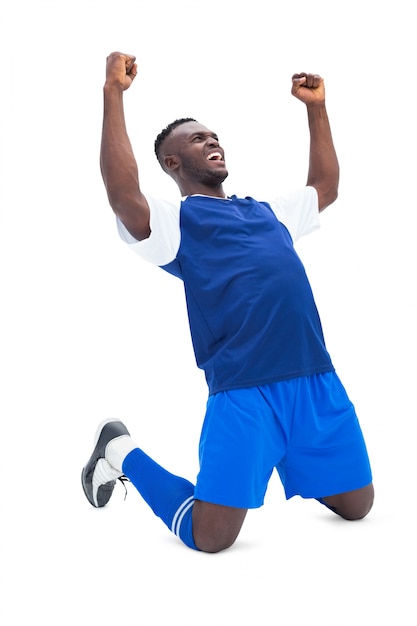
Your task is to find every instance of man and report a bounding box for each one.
[82,51,374,553]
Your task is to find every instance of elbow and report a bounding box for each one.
[318,186,338,212]
[309,164,340,212]
[312,171,339,211]
[110,194,151,241]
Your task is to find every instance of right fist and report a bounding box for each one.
[105,52,137,91]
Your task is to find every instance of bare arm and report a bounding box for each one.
[292,73,339,212]
[100,52,151,240]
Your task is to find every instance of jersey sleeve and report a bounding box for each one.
[267,186,320,243]
[116,194,181,266]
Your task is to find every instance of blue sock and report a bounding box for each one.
[122,448,199,551]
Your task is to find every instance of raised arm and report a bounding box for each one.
[100,52,151,240]
[291,73,340,212]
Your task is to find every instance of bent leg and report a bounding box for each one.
[320,483,374,520]
[192,500,248,553]
[122,448,247,552]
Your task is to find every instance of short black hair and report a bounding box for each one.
[154,117,197,164]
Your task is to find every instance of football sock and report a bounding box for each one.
[122,448,199,551]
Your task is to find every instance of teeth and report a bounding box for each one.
[207,152,222,161]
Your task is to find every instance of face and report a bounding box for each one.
[162,121,228,186]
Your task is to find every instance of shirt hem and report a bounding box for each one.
[207,365,335,396]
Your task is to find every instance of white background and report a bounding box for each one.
[1,1,416,624]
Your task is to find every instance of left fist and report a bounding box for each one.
[291,73,325,105]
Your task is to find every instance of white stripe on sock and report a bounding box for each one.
[171,496,194,536]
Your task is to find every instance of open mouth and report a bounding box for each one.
[206,151,223,162]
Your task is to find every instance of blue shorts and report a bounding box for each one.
[194,372,372,508]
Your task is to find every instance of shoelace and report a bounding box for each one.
[118,475,130,500]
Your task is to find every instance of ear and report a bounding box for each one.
[163,154,180,172]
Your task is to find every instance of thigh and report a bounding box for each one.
[192,500,248,553]
[322,483,374,520]
[195,387,284,508]
[278,373,373,499]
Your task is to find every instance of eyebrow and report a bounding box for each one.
[189,130,219,141]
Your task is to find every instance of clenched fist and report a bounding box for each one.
[291,73,325,106]
[105,51,137,91]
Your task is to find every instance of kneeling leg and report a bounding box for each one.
[192,500,248,553]
[319,483,374,520]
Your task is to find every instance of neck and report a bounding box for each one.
[178,182,226,198]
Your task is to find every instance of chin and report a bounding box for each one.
[216,168,228,183]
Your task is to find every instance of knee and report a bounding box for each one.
[195,533,238,554]
[324,483,375,521]
[193,518,241,552]
[337,498,374,521]
[192,500,247,553]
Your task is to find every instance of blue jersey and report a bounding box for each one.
[118,189,334,394]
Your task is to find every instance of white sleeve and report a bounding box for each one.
[267,186,320,243]
[116,194,181,266]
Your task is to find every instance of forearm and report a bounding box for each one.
[100,86,150,238]
[101,86,139,210]
[306,102,339,211]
